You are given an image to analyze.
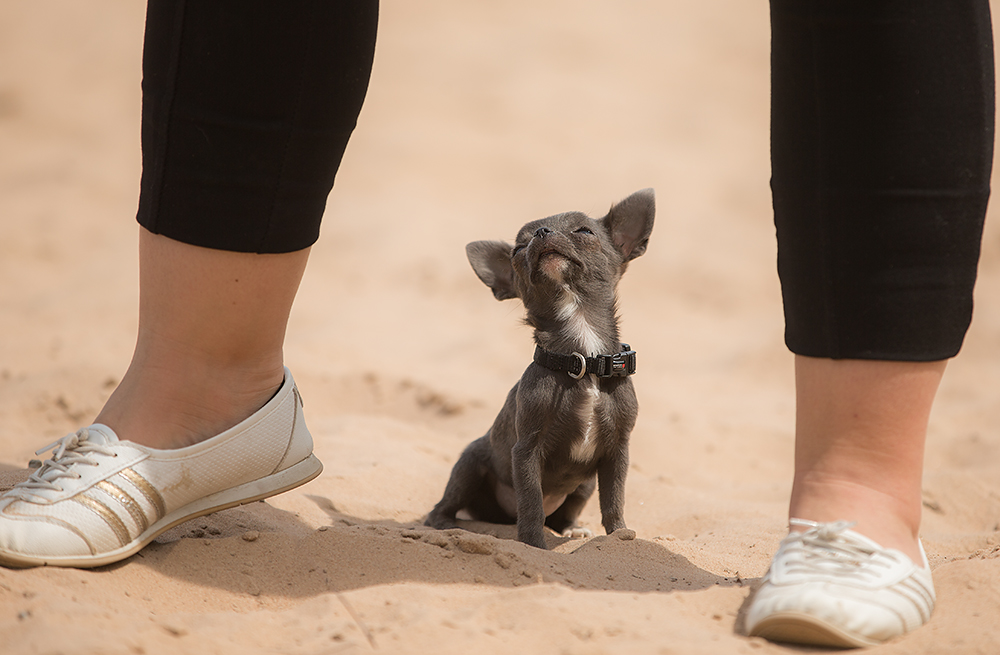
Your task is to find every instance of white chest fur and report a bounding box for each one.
[570,374,601,462]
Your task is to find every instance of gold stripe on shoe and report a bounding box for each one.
[72,495,131,548]
[96,480,150,533]
[119,467,166,522]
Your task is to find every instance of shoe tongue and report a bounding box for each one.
[81,424,121,446]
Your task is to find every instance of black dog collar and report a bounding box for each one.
[533,343,637,380]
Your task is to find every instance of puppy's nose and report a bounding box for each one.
[533,227,553,239]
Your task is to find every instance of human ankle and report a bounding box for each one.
[789,476,924,563]
[94,358,286,450]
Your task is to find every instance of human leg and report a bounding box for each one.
[106,0,376,448]
[0,0,378,568]
[749,0,994,646]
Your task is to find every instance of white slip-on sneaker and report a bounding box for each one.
[745,519,935,648]
[0,367,322,568]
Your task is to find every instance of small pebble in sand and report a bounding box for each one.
[242,531,260,542]
[614,529,637,541]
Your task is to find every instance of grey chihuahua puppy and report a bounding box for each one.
[425,188,655,549]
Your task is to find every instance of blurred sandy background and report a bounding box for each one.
[1,2,998,653]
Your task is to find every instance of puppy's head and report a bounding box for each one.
[466,189,655,310]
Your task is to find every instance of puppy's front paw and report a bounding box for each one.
[424,511,457,530]
[561,526,594,539]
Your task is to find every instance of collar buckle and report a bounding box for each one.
[535,343,637,379]
[600,344,637,378]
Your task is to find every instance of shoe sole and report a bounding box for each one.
[749,612,880,648]
[0,454,323,569]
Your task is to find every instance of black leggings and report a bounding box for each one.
[771,0,995,361]
[136,0,378,254]
[136,2,994,360]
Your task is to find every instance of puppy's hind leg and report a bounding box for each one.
[545,477,596,538]
[425,435,495,530]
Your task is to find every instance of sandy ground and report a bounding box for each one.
[1,1,999,653]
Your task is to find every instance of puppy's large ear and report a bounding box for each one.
[602,188,655,261]
[467,240,518,300]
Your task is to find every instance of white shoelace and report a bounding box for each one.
[782,518,899,582]
[10,428,118,500]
